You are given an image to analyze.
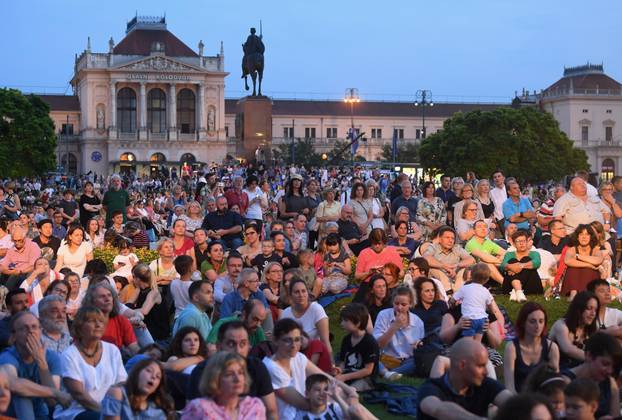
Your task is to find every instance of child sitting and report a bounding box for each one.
[335,303,379,391]
[299,248,320,298]
[565,378,599,420]
[452,263,505,341]
[294,374,356,420]
[251,239,280,272]
[111,238,138,281]
[322,233,351,295]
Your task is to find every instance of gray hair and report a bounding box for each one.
[82,282,121,317]
[238,268,258,287]
[110,174,122,182]
[396,206,410,216]
[38,294,66,316]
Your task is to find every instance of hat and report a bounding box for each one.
[291,174,303,181]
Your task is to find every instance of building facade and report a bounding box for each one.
[539,63,622,181]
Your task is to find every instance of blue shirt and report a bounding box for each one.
[172,303,212,341]
[52,224,67,240]
[201,210,243,242]
[391,196,419,220]
[220,289,269,318]
[435,187,456,204]
[502,197,534,230]
[0,346,61,420]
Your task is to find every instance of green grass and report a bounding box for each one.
[325,293,622,419]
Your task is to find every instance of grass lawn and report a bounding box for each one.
[325,293,622,419]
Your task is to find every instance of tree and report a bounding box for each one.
[378,142,419,163]
[0,89,56,177]
[273,138,323,167]
[418,107,589,182]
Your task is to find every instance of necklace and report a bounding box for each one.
[78,341,100,358]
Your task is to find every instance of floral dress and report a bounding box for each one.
[416,197,447,240]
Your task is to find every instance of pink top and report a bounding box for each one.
[181,396,266,420]
[355,245,403,282]
[2,239,41,271]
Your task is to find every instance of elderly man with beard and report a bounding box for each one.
[102,174,130,228]
[38,295,71,353]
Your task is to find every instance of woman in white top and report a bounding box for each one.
[366,180,386,230]
[263,318,361,420]
[280,279,332,361]
[244,175,268,224]
[180,201,204,238]
[55,306,127,420]
[55,225,93,278]
[315,188,341,240]
[85,218,104,250]
[163,326,207,375]
[149,238,179,287]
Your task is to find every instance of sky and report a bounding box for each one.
[2,0,622,103]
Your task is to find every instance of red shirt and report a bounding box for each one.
[304,339,332,373]
[174,237,195,256]
[224,189,249,215]
[103,314,136,348]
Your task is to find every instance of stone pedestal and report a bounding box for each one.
[235,96,272,162]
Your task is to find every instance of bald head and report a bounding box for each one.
[449,337,487,363]
[448,337,489,386]
[341,204,353,220]
[570,177,587,197]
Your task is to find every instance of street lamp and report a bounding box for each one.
[344,88,361,165]
[414,90,433,139]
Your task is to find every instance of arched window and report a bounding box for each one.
[117,88,137,133]
[120,152,136,162]
[147,88,166,133]
[602,158,615,181]
[180,153,196,164]
[61,153,77,175]
[150,153,166,162]
[177,89,196,134]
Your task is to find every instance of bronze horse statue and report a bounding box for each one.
[241,27,264,96]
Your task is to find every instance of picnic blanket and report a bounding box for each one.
[317,285,358,307]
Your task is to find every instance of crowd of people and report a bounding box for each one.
[0,164,620,419]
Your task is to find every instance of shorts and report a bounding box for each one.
[462,317,487,337]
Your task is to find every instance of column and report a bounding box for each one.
[109,81,117,139]
[139,82,147,140]
[197,83,205,139]
[169,83,177,140]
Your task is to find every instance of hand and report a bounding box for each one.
[481,319,490,333]
[458,317,472,330]
[129,255,137,264]
[281,257,290,266]
[392,311,409,330]
[412,340,422,349]
[332,365,342,376]
[53,389,72,408]
[25,334,46,366]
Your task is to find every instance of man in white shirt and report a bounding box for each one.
[490,170,507,232]
[553,177,610,235]
[588,279,622,339]
[214,254,243,304]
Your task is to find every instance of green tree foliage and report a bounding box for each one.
[418,107,589,182]
[378,142,419,163]
[0,89,56,177]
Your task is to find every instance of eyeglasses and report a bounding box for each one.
[280,336,303,345]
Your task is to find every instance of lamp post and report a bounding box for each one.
[344,88,360,165]
[65,115,70,176]
[414,90,433,139]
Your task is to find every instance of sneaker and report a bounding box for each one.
[383,371,403,381]
[517,290,527,302]
[509,289,517,302]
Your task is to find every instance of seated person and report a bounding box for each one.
[164,326,207,375]
[0,288,30,350]
[250,239,281,273]
[500,229,542,301]
[294,374,366,420]
[537,219,568,261]
[587,279,622,338]
[423,226,475,292]
[220,268,270,319]
[464,220,506,286]
[172,280,214,342]
[207,299,268,349]
[335,303,379,391]
[321,233,351,296]
[417,337,512,420]
[337,205,369,256]
[565,378,600,420]
[0,311,70,419]
[387,220,418,259]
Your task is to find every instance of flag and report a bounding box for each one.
[350,128,359,156]
[391,130,398,162]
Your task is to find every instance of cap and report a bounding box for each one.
[291,174,303,181]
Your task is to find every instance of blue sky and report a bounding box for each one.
[2,0,621,102]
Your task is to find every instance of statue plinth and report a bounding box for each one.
[235,96,272,163]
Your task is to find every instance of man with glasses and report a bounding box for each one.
[207,299,269,348]
[537,219,568,262]
[502,180,535,231]
[220,268,270,318]
[0,311,71,419]
[0,228,41,291]
[188,319,278,420]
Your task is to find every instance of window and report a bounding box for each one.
[147,88,167,133]
[606,109,613,114]
[117,88,137,133]
[326,127,337,138]
[606,126,613,142]
[582,109,589,113]
[393,128,404,139]
[581,126,589,142]
[225,126,229,137]
[305,127,316,139]
[60,153,77,175]
[415,129,421,140]
[61,124,74,135]
[177,89,196,134]
[371,128,382,139]
[602,158,615,181]
[283,127,294,138]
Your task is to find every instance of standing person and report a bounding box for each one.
[79,182,102,229]
[366,179,386,231]
[490,170,507,234]
[417,338,512,420]
[417,181,447,241]
[390,180,418,220]
[102,175,130,228]
[55,225,93,278]
[503,302,560,393]
[57,190,79,226]
[224,176,250,217]
[349,182,373,240]
[243,175,267,230]
[55,306,127,420]
[435,175,455,205]
[475,178,496,219]
[279,175,310,221]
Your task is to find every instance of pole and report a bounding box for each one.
[350,101,355,166]
[291,118,295,164]
[65,115,70,176]
[422,91,426,139]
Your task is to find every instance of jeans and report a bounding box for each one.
[393,357,417,376]
[75,409,101,420]
[224,237,244,251]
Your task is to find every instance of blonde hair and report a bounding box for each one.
[199,352,251,397]
[156,238,174,253]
